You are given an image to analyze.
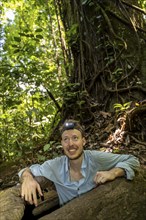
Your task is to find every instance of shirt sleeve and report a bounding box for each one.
[90,151,140,180]
[18,156,65,183]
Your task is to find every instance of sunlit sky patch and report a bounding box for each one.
[5,9,15,21]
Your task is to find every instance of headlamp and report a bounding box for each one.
[60,120,84,136]
[63,122,76,130]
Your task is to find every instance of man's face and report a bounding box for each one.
[61,129,86,160]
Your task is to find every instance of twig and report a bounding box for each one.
[46,89,61,112]
[121,0,146,15]
[100,76,146,93]
[130,136,146,146]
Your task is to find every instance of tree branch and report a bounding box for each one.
[46,89,61,112]
[121,0,146,15]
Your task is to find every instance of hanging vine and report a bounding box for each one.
[57,0,146,121]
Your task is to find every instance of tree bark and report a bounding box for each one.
[38,169,146,220]
[58,0,146,120]
[0,170,145,220]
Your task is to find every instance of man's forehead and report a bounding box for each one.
[61,129,82,137]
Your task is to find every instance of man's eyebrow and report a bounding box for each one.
[63,134,79,138]
[62,135,68,138]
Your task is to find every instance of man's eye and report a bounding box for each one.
[64,137,69,142]
[73,136,78,141]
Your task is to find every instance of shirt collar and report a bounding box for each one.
[65,156,69,173]
[65,151,87,173]
[81,152,87,169]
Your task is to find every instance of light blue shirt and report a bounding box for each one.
[18,150,140,205]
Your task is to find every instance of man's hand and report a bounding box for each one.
[20,169,43,207]
[94,168,125,185]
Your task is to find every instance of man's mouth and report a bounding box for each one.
[68,148,77,154]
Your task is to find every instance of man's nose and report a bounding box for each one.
[68,138,74,146]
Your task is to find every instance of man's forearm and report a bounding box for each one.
[94,167,125,185]
[109,167,125,178]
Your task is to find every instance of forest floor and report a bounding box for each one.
[0,108,146,191]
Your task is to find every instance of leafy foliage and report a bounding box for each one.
[0,0,67,160]
[113,102,132,113]
[1,0,146,162]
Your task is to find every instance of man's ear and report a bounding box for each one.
[83,137,86,146]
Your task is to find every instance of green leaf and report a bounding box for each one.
[13,49,20,53]
[35,28,43,32]
[36,34,43,39]
[113,103,122,109]
[37,154,46,162]
[14,37,21,42]
[123,102,131,108]
[11,44,18,48]
[19,32,27,36]
[43,144,51,151]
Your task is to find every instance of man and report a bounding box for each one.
[19,119,140,207]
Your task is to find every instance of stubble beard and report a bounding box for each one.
[67,150,84,160]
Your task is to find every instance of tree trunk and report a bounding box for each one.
[38,170,146,220]
[0,170,145,220]
[57,0,146,121]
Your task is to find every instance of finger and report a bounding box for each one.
[94,176,99,184]
[36,184,43,197]
[94,176,105,184]
[95,172,102,177]
[21,187,32,204]
[21,185,25,198]
[96,176,103,184]
[93,172,101,182]
[32,191,38,207]
[21,191,24,198]
[100,178,106,183]
[21,189,28,202]
[27,191,34,205]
